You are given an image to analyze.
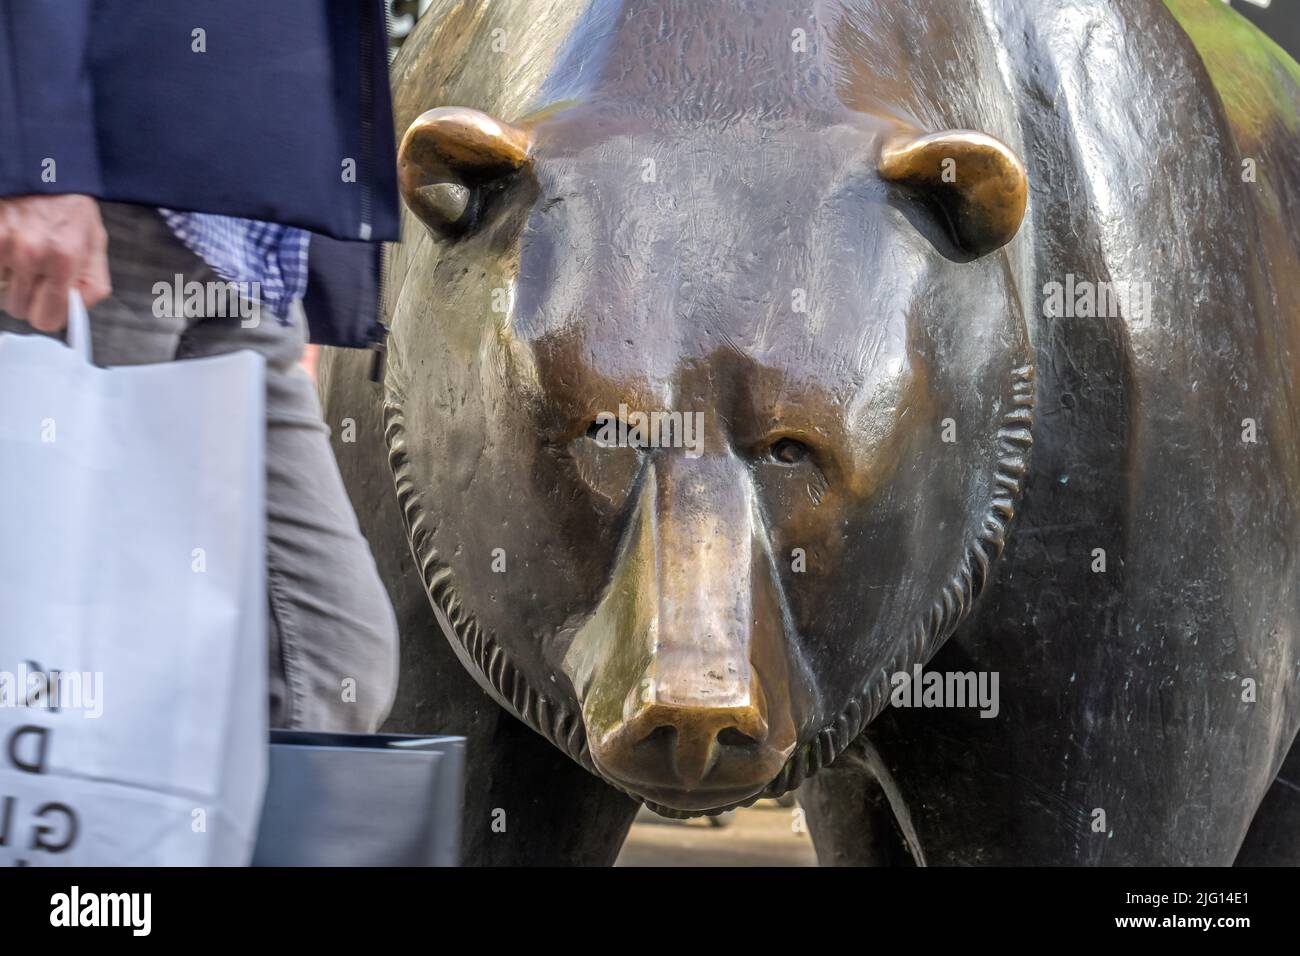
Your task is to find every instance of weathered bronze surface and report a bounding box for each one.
[321,0,1300,865]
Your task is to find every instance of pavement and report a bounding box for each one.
[615,801,818,866]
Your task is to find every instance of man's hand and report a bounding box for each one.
[0,195,111,332]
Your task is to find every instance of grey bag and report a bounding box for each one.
[251,731,465,867]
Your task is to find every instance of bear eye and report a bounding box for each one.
[768,437,811,465]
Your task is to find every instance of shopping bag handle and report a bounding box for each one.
[65,290,92,363]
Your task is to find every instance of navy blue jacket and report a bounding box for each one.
[0,0,400,347]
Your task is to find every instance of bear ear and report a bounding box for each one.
[879,130,1027,257]
[398,107,534,237]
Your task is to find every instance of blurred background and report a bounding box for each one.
[1227,0,1298,58]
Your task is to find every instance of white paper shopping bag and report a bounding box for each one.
[0,294,268,866]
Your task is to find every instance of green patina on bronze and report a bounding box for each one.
[1164,0,1300,140]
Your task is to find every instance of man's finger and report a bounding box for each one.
[18,233,76,330]
[77,245,112,307]
[2,264,37,321]
[28,277,71,333]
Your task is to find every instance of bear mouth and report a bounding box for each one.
[615,781,777,813]
[381,362,1034,817]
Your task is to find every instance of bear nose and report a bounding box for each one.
[607,697,771,790]
[566,452,806,810]
[586,672,793,809]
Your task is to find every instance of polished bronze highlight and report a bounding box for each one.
[397,106,534,236]
[879,129,1029,257]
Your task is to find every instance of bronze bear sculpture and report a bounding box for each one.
[320,0,1300,865]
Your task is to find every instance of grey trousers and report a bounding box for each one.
[1,202,399,731]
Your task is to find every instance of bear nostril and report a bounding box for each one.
[637,724,677,750]
[716,726,759,748]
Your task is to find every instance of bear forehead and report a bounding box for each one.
[522,314,913,413]
[527,115,891,215]
[510,120,934,374]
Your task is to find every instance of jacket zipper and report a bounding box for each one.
[357,5,377,241]
[362,3,390,379]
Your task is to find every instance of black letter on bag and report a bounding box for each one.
[0,795,14,847]
[6,726,50,774]
[30,803,78,853]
